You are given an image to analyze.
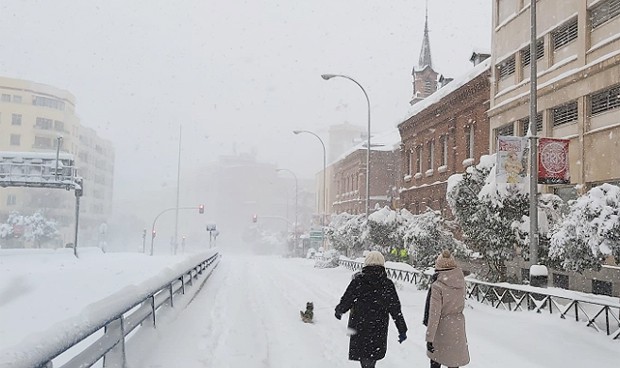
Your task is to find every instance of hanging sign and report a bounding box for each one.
[538,138,570,184]
[496,136,528,184]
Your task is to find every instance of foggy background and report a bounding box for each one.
[0,0,491,249]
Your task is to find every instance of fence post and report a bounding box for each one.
[102,318,126,368]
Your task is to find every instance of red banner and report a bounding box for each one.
[538,138,570,184]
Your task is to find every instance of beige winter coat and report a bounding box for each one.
[426,268,470,367]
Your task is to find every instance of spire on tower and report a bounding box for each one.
[417,0,433,69]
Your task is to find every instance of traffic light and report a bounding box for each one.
[152,230,157,239]
[252,214,257,223]
[198,204,205,214]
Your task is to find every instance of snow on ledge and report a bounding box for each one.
[530,265,549,277]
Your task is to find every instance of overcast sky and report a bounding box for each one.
[0,0,491,209]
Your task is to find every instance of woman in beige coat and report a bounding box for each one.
[424,250,470,368]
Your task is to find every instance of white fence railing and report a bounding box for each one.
[17,252,221,368]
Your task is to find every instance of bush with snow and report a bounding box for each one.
[403,209,466,270]
[447,154,564,281]
[326,212,367,255]
[549,184,620,272]
[0,211,60,248]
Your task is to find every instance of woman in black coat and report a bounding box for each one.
[335,251,408,368]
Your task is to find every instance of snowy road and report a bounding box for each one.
[135,255,619,368]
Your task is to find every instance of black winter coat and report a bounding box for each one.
[335,266,408,361]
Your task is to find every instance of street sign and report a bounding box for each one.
[309,230,323,240]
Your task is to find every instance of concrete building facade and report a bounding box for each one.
[0,76,114,247]
[489,0,620,198]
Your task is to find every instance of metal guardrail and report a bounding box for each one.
[28,252,221,368]
[339,259,620,340]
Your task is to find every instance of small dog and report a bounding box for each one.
[300,301,314,323]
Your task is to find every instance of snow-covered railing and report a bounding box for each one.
[25,252,220,368]
[339,259,620,340]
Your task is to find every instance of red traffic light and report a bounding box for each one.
[198,204,205,214]
[252,214,257,223]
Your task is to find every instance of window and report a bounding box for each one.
[554,186,578,202]
[553,274,569,289]
[497,122,514,136]
[424,80,434,94]
[497,55,516,80]
[12,95,22,103]
[32,95,65,110]
[35,117,53,130]
[405,150,412,175]
[520,39,544,67]
[427,141,435,170]
[440,135,448,166]
[1,94,11,102]
[552,101,578,126]
[591,0,620,29]
[592,279,612,296]
[34,136,52,149]
[466,125,475,159]
[10,134,20,146]
[591,85,620,116]
[11,113,22,125]
[416,146,422,173]
[54,120,65,131]
[520,113,543,135]
[552,18,578,50]
[6,194,17,206]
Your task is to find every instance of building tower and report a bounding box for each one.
[410,2,439,105]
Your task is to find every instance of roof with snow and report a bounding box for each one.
[331,128,401,165]
[399,57,491,128]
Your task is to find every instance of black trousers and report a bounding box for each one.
[360,359,376,368]
[430,360,458,368]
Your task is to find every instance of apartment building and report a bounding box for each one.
[0,76,114,246]
[489,0,620,199]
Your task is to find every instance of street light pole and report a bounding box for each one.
[276,168,299,253]
[174,125,182,255]
[321,74,371,219]
[528,0,539,266]
[293,130,327,248]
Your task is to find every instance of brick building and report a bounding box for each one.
[398,57,491,216]
[331,129,401,214]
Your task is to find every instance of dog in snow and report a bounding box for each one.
[300,301,314,323]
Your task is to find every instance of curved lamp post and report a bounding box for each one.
[293,130,327,247]
[321,74,371,219]
[276,168,299,252]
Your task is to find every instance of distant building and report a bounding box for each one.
[410,7,439,105]
[0,76,114,246]
[328,122,365,164]
[330,129,401,215]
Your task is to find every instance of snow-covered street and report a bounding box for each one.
[134,254,619,368]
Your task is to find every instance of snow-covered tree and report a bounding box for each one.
[513,193,565,265]
[367,206,408,252]
[403,209,466,270]
[0,211,60,248]
[549,184,620,272]
[24,211,61,248]
[326,212,367,255]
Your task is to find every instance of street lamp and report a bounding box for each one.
[173,125,182,255]
[293,130,327,247]
[321,74,371,219]
[276,168,299,253]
